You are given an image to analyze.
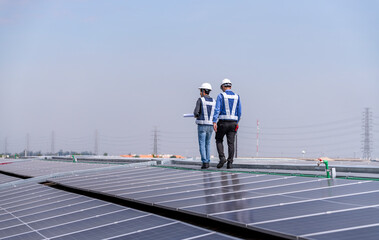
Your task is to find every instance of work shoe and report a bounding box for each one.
[217,160,226,169]
[201,163,209,169]
[227,162,233,169]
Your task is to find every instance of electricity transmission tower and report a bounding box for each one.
[94,130,99,155]
[153,127,158,156]
[362,108,373,160]
[4,137,7,155]
[26,133,30,157]
[256,120,260,157]
[51,131,55,155]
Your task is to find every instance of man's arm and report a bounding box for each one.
[213,94,222,132]
[193,98,201,118]
[212,94,222,123]
[237,95,242,122]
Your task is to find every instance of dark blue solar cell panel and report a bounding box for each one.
[20,199,103,223]
[125,177,259,202]
[212,200,352,225]
[56,171,170,187]
[28,204,125,229]
[89,178,206,194]
[305,225,379,240]
[1,191,68,209]
[110,222,209,240]
[120,185,212,199]
[6,193,76,212]
[250,179,342,195]
[0,218,23,230]
[39,209,147,238]
[181,194,302,215]
[129,178,270,203]
[0,184,42,196]
[94,173,257,195]
[286,181,379,200]
[0,213,14,222]
[253,207,379,237]
[195,233,240,240]
[121,176,300,200]
[13,196,90,217]
[153,179,326,209]
[98,173,260,194]
[156,190,261,210]
[0,175,19,184]
[0,231,44,240]
[322,191,379,206]
[0,225,32,239]
[50,215,172,240]
[0,188,53,205]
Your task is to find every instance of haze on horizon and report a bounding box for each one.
[1,0,378,159]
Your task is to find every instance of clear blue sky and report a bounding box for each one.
[1,0,378,158]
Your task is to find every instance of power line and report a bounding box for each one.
[259,117,361,130]
[254,138,360,148]
[99,133,148,140]
[238,129,360,142]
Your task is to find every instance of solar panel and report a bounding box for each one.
[0,183,239,240]
[0,174,19,184]
[107,222,212,240]
[191,233,242,240]
[255,207,379,237]
[155,177,323,209]
[2,231,44,240]
[47,165,379,240]
[303,224,379,240]
[213,199,355,225]
[0,159,154,180]
[0,160,110,177]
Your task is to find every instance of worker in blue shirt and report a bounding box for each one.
[213,79,241,169]
[193,83,215,169]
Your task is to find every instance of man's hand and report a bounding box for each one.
[213,122,217,132]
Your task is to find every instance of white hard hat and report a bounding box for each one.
[221,78,232,87]
[198,82,212,91]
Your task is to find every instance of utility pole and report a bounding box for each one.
[362,108,372,160]
[51,131,55,155]
[256,120,260,157]
[153,126,158,156]
[94,130,98,155]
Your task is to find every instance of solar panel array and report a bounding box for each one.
[0,160,115,178]
[49,166,379,240]
[0,182,238,240]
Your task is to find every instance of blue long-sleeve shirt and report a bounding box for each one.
[213,90,241,123]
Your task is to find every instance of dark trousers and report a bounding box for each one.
[215,121,237,163]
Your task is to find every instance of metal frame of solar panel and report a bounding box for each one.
[0,182,239,240]
[48,166,379,240]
